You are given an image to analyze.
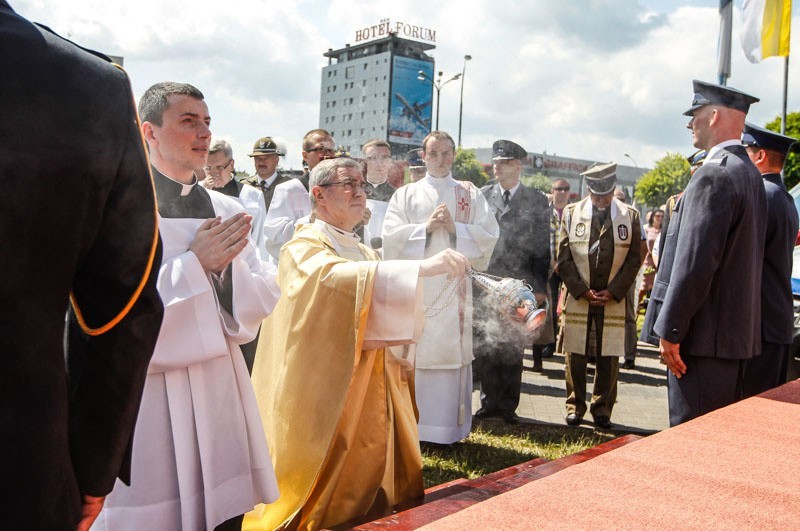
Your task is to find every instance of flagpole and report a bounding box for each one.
[782,55,789,135]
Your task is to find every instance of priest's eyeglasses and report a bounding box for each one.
[319,179,368,193]
[204,159,233,172]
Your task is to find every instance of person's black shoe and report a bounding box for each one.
[622,359,635,370]
[541,344,555,358]
[594,416,612,429]
[532,360,543,372]
[502,411,520,424]
[474,407,497,419]
[565,413,582,426]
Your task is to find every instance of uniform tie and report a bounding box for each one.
[259,180,269,192]
[503,189,511,207]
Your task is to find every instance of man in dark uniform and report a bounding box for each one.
[558,163,641,429]
[474,140,550,423]
[640,149,705,347]
[243,136,291,212]
[654,80,765,426]
[0,3,164,529]
[741,122,799,396]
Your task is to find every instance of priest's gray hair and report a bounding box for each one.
[309,158,363,207]
[208,138,233,159]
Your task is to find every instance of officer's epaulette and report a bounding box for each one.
[34,22,113,64]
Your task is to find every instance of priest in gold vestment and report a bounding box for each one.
[244,158,471,530]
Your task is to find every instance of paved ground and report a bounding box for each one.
[471,342,669,433]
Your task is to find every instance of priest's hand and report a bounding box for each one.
[659,338,686,378]
[76,494,104,531]
[426,203,456,235]
[190,213,252,274]
[419,249,471,279]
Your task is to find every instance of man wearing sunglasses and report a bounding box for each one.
[264,129,336,263]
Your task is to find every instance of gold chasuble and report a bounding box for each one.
[244,223,423,531]
[562,197,632,357]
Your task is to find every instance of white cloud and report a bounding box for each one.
[10,0,800,172]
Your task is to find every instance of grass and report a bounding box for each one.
[421,420,616,488]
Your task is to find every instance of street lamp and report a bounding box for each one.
[457,55,472,148]
[624,153,638,171]
[418,69,462,131]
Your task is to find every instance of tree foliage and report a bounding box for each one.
[452,148,488,186]
[765,112,800,190]
[633,152,690,207]
[521,172,553,193]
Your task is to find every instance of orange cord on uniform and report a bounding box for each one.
[70,64,160,336]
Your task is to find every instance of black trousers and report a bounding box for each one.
[477,341,524,414]
[667,355,745,426]
[741,342,789,398]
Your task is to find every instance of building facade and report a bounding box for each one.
[320,34,435,158]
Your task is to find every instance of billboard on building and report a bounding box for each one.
[389,56,434,146]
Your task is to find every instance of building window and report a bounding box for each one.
[327,71,332,78]
[345,66,354,79]
[324,117,328,123]
[360,128,364,135]
[331,116,335,122]
[362,80,367,86]
[332,101,336,107]
[348,130,352,136]
[361,112,365,118]
[362,96,366,103]
[326,87,330,93]
[363,63,368,70]
[349,98,353,104]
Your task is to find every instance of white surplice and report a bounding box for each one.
[93,192,281,531]
[238,183,270,263]
[382,174,499,443]
[263,178,311,263]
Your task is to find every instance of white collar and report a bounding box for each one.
[313,219,360,247]
[704,139,742,165]
[424,173,454,187]
[259,171,278,187]
[161,171,197,196]
[498,182,521,197]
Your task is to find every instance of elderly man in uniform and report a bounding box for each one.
[557,163,641,429]
[263,129,336,263]
[245,157,470,530]
[243,136,290,212]
[741,122,799,397]
[654,81,765,426]
[474,140,550,424]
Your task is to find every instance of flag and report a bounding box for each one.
[718,0,733,84]
[741,0,792,63]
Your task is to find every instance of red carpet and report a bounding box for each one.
[421,381,800,530]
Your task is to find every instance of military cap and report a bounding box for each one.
[687,149,707,166]
[405,148,425,168]
[683,80,759,116]
[492,139,527,161]
[248,136,284,157]
[581,162,617,196]
[741,122,797,156]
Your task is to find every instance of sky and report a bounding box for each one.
[11,0,799,172]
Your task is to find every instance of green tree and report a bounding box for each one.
[452,148,488,186]
[521,172,552,193]
[765,112,800,189]
[633,152,690,206]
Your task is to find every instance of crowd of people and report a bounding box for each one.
[5,3,799,530]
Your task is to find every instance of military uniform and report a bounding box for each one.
[557,164,641,427]
[654,81,765,426]
[1,3,163,528]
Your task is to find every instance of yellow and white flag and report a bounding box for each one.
[741,0,792,62]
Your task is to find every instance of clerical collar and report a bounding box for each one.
[424,173,454,186]
[259,171,278,187]
[704,139,742,165]
[313,219,360,247]
[367,177,387,186]
[151,166,197,199]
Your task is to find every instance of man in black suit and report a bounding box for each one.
[654,80,765,426]
[741,122,799,397]
[0,2,163,529]
[474,140,550,424]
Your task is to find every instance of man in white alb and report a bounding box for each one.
[382,131,499,444]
